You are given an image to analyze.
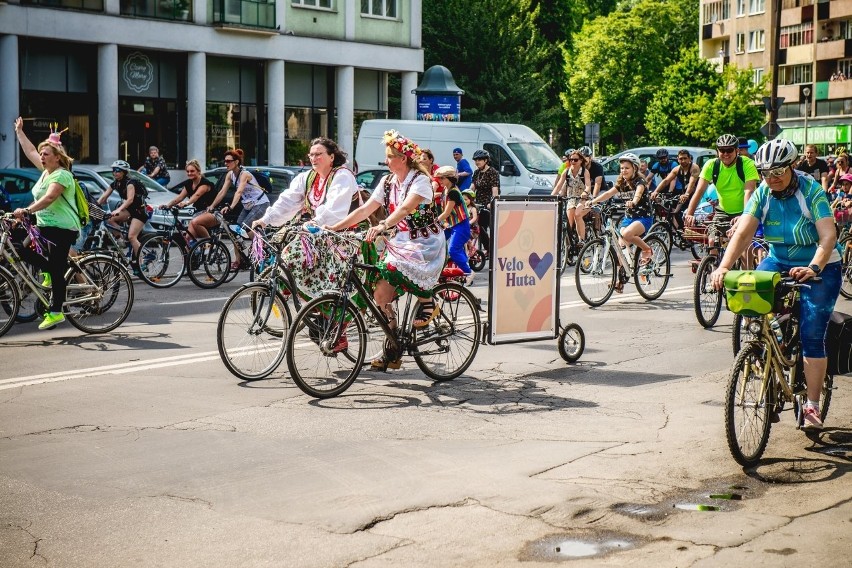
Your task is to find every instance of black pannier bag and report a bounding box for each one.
[826,311,852,376]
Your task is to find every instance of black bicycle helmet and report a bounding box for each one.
[655,148,669,159]
[715,134,739,148]
[472,149,490,161]
[578,146,593,158]
[753,139,798,170]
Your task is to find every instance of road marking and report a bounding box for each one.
[560,284,694,309]
[160,297,231,306]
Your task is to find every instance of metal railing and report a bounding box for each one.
[211,0,276,29]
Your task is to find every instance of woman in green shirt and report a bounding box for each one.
[12,117,81,330]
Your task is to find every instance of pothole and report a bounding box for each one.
[612,479,763,521]
[520,530,639,561]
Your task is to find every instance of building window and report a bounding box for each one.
[780,22,813,48]
[735,33,746,53]
[121,0,192,21]
[361,0,397,18]
[779,63,813,85]
[749,0,765,14]
[748,29,766,52]
[782,0,814,8]
[753,68,765,85]
[292,0,332,8]
[702,0,729,23]
[839,20,852,40]
[815,99,852,117]
[22,0,104,11]
[737,0,746,16]
[211,0,276,28]
[838,58,852,78]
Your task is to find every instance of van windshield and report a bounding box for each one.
[507,142,561,174]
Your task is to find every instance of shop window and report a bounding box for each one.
[361,0,397,19]
[207,103,259,166]
[211,0,275,28]
[21,0,103,11]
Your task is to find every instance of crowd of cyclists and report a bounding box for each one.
[5,113,847,434]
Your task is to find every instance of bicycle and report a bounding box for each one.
[80,203,134,268]
[647,195,702,259]
[724,275,833,467]
[693,221,770,329]
[0,214,134,337]
[187,211,266,289]
[556,197,601,272]
[838,227,852,299]
[285,230,482,398]
[574,201,671,307]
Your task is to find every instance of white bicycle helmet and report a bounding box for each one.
[753,139,798,170]
[715,134,739,148]
[111,160,131,171]
[618,152,640,169]
[578,146,593,158]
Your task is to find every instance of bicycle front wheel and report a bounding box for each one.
[286,293,367,398]
[731,314,760,355]
[137,234,186,288]
[575,238,616,307]
[634,235,670,301]
[217,283,290,381]
[725,341,773,467]
[0,266,20,338]
[188,239,231,289]
[65,255,135,334]
[693,255,722,328]
[413,283,481,381]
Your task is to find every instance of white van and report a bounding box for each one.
[354,119,560,195]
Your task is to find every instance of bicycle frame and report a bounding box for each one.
[749,314,799,406]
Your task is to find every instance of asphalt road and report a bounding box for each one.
[1,252,850,567]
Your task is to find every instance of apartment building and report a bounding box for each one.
[0,0,423,169]
[700,0,852,154]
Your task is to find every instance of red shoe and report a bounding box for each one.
[332,334,349,353]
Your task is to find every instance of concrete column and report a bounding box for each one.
[98,44,119,164]
[0,35,20,169]
[400,71,418,121]
[267,59,285,165]
[104,0,120,15]
[193,0,206,25]
[410,0,422,48]
[276,0,286,32]
[187,52,206,164]
[335,66,355,160]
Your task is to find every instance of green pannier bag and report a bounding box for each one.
[724,270,780,317]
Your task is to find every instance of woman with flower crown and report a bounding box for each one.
[328,130,447,368]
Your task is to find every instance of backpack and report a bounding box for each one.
[61,177,91,227]
[826,311,852,376]
[711,155,745,186]
[245,167,273,193]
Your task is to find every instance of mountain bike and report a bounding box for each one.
[285,230,482,398]
[725,275,833,467]
[574,201,671,307]
[0,215,134,337]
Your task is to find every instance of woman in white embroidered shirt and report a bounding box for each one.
[328,130,447,369]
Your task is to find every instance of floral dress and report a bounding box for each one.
[370,169,447,297]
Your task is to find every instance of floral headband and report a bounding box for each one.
[382,130,422,160]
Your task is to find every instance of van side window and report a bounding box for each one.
[484,144,513,174]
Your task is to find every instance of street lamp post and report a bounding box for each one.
[803,86,811,147]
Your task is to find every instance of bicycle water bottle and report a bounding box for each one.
[769,315,783,343]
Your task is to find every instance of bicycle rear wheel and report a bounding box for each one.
[188,239,231,289]
[469,248,486,272]
[558,322,585,363]
[413,283,481,381]
[633,235,670,300]
[0,267,20,338]
[725,342,773,467]
[137,234,185,288]
[65,255,134,334]
[840,236,852,299]
[575,238,616,307]
[217,283,290,381]
[693,255,722,328]
[647,221,672,251]
[286,293,367,398]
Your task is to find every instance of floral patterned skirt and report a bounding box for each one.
[279,230,361,299]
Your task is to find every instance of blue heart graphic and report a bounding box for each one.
[528,252,553,280]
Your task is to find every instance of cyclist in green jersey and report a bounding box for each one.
[683,134,760,231]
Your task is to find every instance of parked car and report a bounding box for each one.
[355,167,390,191]
[0,168,43,212]
[176,166,298,224]
[600,146,717,188]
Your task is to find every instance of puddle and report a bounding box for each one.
[521,531,639,561]
[611,502,669,522]
[674,503,720,512]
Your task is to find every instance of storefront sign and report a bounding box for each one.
[488,199,558,343]
[416,95,461,121]
[783,125,851,145]
[122,52,155,94]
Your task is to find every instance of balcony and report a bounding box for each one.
[709,21,729,39]
[20,0,104,11]
[212,0,276,29]
[830,0,852,19]
[779,84,802,103]
[816,38,849,60]
[121,0,191,21]
[784,43,814,65]
[828,79,852,99]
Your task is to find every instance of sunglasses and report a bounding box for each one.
[112,168,124,173]
[569,158,581,162]
[759,166,789,178]
[223,158,235,163]
[718,147,736,154]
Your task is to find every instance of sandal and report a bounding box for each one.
[412,300,440,328]
[370,357,402,370]
[639,251,653,267]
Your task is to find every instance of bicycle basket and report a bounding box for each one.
[88,202,109,221]
[723,270,780,317]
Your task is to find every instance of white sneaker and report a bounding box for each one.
[802,405,823,430]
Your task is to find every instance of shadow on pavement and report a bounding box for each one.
[0,330,188,352]
[527,367,689,387]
